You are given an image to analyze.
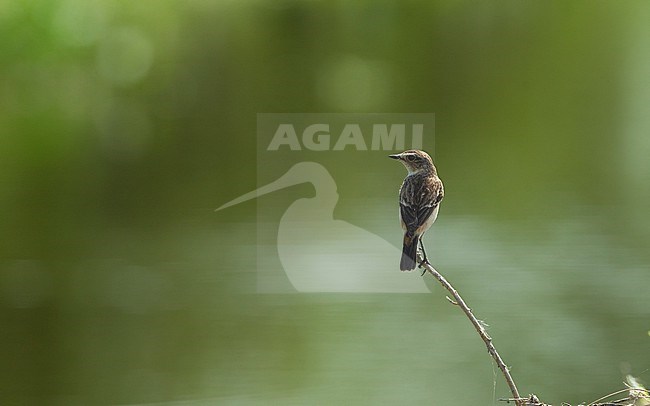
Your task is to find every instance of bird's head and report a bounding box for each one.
[389,150,436,175]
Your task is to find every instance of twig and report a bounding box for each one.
[587,388,631,406]
[419,258,524,406]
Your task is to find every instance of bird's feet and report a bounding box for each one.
[417,238,431,276]
[417,255,431,276]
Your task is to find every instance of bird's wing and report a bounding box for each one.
[400,176,443,235]
[399,200,418,233]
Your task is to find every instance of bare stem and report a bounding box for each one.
[419,260,524,406]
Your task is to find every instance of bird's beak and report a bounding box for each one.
[215,164,313,211]
[388,154,401,160]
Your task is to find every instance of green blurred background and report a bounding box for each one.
[2,1,650,404]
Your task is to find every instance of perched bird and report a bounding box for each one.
[389,150,444,271]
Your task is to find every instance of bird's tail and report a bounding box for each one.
[400,234,419,271]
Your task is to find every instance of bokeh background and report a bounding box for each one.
[2,1,650,404]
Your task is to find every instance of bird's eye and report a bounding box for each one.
[406,155,416,162]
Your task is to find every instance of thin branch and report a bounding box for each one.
[587,380,650,406]
[417,260,649,406]
[587,388,632,406]
[419,259,524,406]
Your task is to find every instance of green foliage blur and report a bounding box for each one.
[1,1,650,405]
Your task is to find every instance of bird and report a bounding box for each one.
[216,162,430,293]
[389,150,444,271]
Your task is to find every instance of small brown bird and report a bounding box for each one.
[389,150,444,271]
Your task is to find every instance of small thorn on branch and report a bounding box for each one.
[445,296,458,305]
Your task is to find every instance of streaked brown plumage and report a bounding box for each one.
[389,150,444,271]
